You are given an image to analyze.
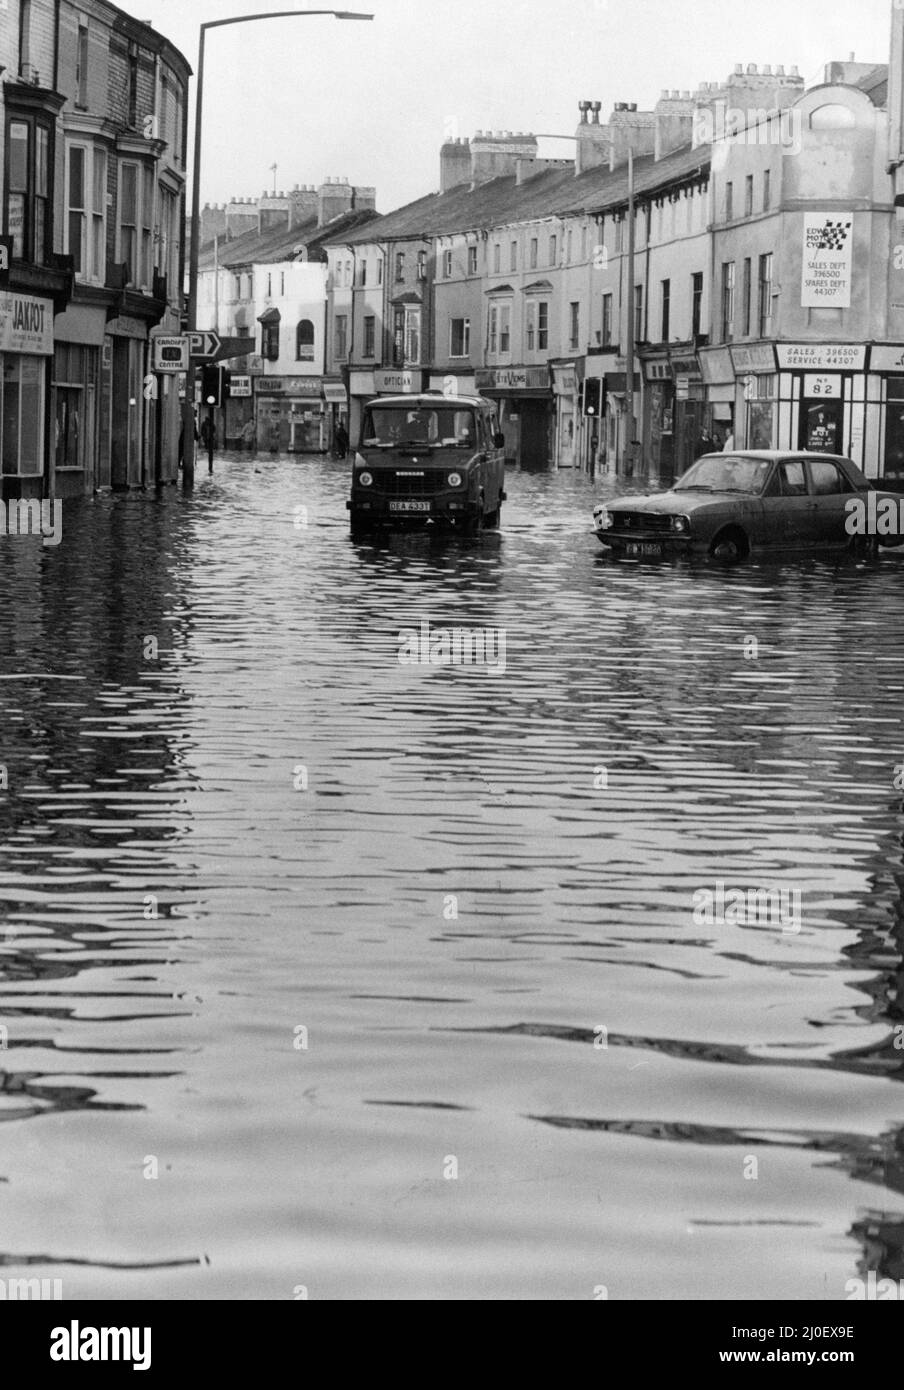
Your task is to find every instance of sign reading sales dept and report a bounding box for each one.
[0,292,53,355]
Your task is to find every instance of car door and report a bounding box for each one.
[759,458,817,547]
[805,457,856,546]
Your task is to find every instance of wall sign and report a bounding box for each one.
[776,343,866,371]
[0,292,53,354]
[801,213,853,308]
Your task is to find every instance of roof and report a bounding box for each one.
[324,142,711,249]
[854,64,888,108]
[198,208,380,271]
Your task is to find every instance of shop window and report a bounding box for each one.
[2,355,44,476]
[6,113,52,264]
[296,319,315,361]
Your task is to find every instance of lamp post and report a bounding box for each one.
[183,8,374,490]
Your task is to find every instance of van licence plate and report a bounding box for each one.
[389,500,431,513]
[626,541,662,556]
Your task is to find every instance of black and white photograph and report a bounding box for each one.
[2,0,904,1341]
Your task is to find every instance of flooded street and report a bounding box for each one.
[2,455,904,1301]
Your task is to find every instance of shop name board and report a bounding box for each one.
[255,376,322,396]
[0,292,53,354]
[729,343,775,373]
[476,366,549,390]
[645,361,672,381]
[375,369,423,393]
[869,345,904,373]
[230,375,252,397]
[776,343,866,371]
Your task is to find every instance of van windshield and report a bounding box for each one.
[362,406,478,449]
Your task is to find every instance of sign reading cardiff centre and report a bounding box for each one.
[152,336,189,372]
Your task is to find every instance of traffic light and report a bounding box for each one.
[201,365,219,406]
[583,377,605,417]
[201,365,231,406]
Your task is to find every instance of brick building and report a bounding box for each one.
[1,0,190,498]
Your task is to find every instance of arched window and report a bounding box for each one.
[296,319,315,361]
[809,104,856,130]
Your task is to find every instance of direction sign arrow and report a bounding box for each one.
[187,330,221,359]
[210,336,256,364]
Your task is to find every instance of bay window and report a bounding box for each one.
[6,114,53,264]
[118,160,154,289]
[67,144,107,283]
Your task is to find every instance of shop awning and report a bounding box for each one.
[257,307,281,324]
[323,382,347,403]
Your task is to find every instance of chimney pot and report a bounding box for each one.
[747,62,757,75]
[776,64,785,75]
[681,90,690,98]
[734,63,743,74]
[762,63,772,75]
[790,65,800,77]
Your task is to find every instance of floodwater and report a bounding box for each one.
[1,455,904,1301]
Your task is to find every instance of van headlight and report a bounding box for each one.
[448,472,463,488]
[358,471,373,487]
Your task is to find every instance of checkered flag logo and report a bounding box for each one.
[807,219,852,251]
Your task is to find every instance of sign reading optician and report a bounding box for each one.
[0,292,53,354]
[801,213,853,308]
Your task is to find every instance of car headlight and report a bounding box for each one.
[594,506,614,530]
[358,471,373,488]
[671,515,690,533]
[448,472,463,488]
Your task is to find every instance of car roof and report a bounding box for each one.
[365,394,488,408]
[696,449,853,463]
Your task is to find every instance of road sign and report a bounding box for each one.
[152,335,188,372]
[230,375,252,397]
[187,329,221,359]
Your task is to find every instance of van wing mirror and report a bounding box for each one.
[493,432,506,449]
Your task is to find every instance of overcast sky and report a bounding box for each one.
[140,0,894,215]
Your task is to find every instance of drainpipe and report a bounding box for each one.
[623,146,636,477]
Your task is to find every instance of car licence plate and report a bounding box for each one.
[389,500,431,513]
[626,541,662,556]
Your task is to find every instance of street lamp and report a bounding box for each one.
[183,8,374,490]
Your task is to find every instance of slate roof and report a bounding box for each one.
[197,207,380,271]
[324,142,711,249]
[854,64,888,108]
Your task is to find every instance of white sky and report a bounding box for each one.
[137,0,894,213]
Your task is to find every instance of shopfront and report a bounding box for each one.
[254,376,326,453]
[670,354,704,478]
[476,366,552,468]
[106,316,148,489]
[1,290,54,499]
[728,344,776,451]
[863,345,904,489]
[771,344,867,467]
[698,347,735,454]
[323,380,348,453]
[53,303,106,494]
[644,358,674,483]
[551,361,583,469]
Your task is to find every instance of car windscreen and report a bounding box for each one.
[362,407,478,448]
[674,455,773,495]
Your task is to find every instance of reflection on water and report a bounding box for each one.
[0,457,903,1299]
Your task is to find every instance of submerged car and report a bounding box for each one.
[593,450,904,559]
[348,393,506,536]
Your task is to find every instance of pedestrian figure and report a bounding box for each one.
[335,422,349,459]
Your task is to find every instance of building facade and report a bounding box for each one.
[324,55,904,490]
[1,0,190,499]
